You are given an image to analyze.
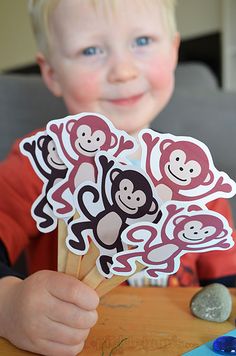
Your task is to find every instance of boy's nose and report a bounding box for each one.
[108,56,138,83]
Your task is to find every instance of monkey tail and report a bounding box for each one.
[76,185,100,221]
[125,224,158,245]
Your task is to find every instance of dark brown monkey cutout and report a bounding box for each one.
[66,153,162,277]
[20,132,67,232]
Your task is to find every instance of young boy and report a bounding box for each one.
[0,0,235,355]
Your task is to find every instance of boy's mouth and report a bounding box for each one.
[107,93,144,106]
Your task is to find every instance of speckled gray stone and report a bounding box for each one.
[190,283,232,322]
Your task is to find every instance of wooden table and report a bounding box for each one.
[1,287,236,355]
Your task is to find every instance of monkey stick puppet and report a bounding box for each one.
[20,113,236,295]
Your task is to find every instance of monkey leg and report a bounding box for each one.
[146,268,160,278]
[146,260,175,278]
[112,252,138,274]
[68,221,91,252]
[98,255,113,276]
[33,197,55,230]
[52,183,73,216]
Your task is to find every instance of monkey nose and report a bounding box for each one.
[87,140,91,143]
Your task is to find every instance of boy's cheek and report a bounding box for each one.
[148,57,175,90]
[67,74,100,102]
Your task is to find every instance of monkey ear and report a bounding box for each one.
[160,139,173,153]
[37,136,46,150]
[110,134,118,149]
[110,169,122,182]
[149,200,158,214]
[173,215,186,226]
[202,170,214,186]
[187,205,202,212]
[66,119,77,134]
[216,229,228,239]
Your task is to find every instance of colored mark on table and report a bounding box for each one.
[183,329,236,355]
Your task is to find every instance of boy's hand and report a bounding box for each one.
[0,270,99,356]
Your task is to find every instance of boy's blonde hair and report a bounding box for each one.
[28,0,177,58]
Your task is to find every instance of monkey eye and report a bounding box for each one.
[96,137,100,141]
[82,132,86,137]
[190,226,194,229]
[52,147,56,151]
[124,187,127,191]
[189,168,194,173]
[205,231,209,234]
[136,197,140,201]
[176,157,180,161]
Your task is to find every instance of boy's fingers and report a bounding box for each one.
[38,339,85,356]
[43,320,90,346]
[46,272,99,310]
[48,297,98,329]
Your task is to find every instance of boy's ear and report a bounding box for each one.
[171,33,180,70]
[36,52,62,97]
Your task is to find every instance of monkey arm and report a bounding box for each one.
[178,177,233,202]
[161,204,184,242]
[50,123,73,163]
[151,210,163,224]
[99,155,115,209]
[113,135,135,158]
[141,133,159,186]
[187,238,231,252]
[23,141,49,178]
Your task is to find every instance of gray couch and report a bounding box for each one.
[0,63,236,219]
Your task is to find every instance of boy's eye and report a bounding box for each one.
[82,46,102,56]
[133,36,152,47]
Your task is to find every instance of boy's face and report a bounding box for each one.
[39,0,179,135]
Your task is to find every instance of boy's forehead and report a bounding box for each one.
[53,0,164,19]
[52,0,165,33]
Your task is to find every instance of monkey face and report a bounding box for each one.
[164,149,201,187]
[75,124,106,157]
[115,178,147,216]
[177,219,216,244]
[47,140,66,170]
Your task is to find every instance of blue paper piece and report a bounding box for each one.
[183,329,236,355]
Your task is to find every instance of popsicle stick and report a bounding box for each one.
[95,262,145,297]
[65,212,82,278]
[65,250,81,278]
[82,265,104,289]
[79,240,100,280]
[57,219,68,272]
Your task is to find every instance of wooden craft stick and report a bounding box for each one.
[65,250,81,278]
[57,219,68,272]
[95,262,145,297]
[82,265,105,289]
[79,241,100,280]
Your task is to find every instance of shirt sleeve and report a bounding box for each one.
[0,239,25,278]
[0,138,41,265]
[197,198,236,284]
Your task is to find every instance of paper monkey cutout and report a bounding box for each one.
[140,130,236,204]
[47,113,136,218]
[111,202,234,278]
[20,132,67,232]
[66,153,162,277]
